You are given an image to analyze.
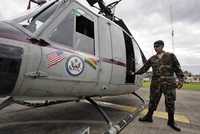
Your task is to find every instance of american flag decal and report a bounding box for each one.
[47,51,65,68]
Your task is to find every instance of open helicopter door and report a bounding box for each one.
[123,32,135,83]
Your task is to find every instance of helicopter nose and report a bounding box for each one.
[0,44,23,96]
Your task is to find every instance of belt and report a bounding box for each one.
[160,76,175,79]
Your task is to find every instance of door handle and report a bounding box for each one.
[25,71,48,78]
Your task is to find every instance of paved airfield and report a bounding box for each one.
[0,88,200,134]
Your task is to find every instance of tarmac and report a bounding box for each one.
[0,88,199,134]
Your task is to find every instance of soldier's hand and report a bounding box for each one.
[176,81,183,89]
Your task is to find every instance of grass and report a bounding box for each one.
[143,81,200,91]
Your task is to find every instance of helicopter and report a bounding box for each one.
[0,0,146,132]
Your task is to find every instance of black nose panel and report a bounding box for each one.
[0,44,23,96]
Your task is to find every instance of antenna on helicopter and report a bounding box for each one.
[27,0,47,10]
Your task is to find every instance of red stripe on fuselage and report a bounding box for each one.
[102,58,126,67]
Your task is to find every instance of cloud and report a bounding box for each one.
[0,0,27,19]
[113,0,200,74]
[116,0,200,23]
[171,0,200,24]
[175,22,200,47]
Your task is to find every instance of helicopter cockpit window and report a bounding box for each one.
[19,2,58,33]
[48,11,74,47]
[74,14,95,55]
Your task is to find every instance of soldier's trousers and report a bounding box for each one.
[148,84,176,114]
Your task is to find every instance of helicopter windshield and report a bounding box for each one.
[13,1,59,33]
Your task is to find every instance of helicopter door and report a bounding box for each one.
[98,18,112,84]
[110,25,126,84]
[123,32,135,83]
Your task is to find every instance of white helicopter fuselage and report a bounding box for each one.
[0,0,145,101]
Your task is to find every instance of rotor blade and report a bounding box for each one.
[86,0,99,6]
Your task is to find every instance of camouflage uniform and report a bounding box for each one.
[136,52,184,114]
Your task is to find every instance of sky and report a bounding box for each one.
[0,0,200,74]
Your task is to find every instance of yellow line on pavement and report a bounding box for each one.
[95,101,190,124]
[96,101,138,113]
[141,109,190,124]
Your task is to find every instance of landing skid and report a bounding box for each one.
[13,100,77,108]
[86,94,145,134]
[132,91,146,105]
[86,97,113,127]
[0,94,145,134]
[0,97,77,110]
[0,97,14,111]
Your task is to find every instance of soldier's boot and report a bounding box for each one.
[138,110,153,122]
[167,112,181,132]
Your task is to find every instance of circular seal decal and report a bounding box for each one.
[66,56,84,76]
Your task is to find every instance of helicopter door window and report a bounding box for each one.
[76,16,94,39]
[74,15,95,55]
[133,42,143,71]
[123,32,135,83]
[48,12,74,47]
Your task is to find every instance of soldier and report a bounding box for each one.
[133,40,184,132]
